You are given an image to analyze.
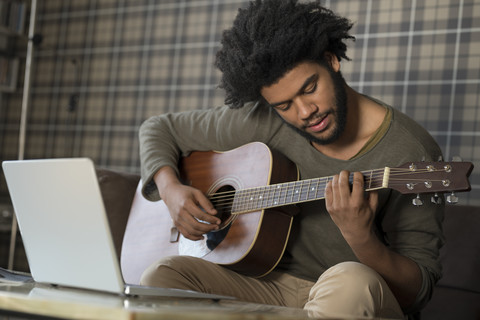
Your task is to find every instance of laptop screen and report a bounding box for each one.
[3,158,125,294]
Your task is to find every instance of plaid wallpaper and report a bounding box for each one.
[1,0,479,208]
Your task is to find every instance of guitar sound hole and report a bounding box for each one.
[206,185,236,251]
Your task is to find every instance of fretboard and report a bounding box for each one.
[230,167,390,214]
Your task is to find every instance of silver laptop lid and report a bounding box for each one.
[3,158,125,294]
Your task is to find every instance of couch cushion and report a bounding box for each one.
[96,169,140,258]
[437,204,480,293]
[421,285,480,320]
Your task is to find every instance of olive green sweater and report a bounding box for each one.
[139,100,444,313]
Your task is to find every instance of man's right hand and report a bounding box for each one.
[154,166,220,241]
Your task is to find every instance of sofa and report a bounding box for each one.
[96,168,480,319]
[420,204,480,319]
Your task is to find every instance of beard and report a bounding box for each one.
[280,66,348,146]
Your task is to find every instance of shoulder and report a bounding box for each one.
[388,107,442,159]
[141,100,277,127]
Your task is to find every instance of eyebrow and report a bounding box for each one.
[268,73,319,108]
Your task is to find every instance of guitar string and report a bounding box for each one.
[208,168,449,209]
[206,168,452,214]
[209,169,385,205]
[208,168,446,203]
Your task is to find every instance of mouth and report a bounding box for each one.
[306,113,330,133]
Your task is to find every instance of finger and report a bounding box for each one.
[368,190,379,212]
[330,174,340,205]
[195,192,221,225]
[324,179,333,210]
[186,190,219,224]
[337,170,352,203]
[187,201,221,225]
[196,192,217,215]
[177,213,218,240]
[176,225,204,241]
[350,171,365,201]
[181,209,219,232]
[175,215,204,240]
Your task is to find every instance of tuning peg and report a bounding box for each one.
[431,193,442,205]
[446,192,459,204]
[437,155,444,162]
[413,194,424,206]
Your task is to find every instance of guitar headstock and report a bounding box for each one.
[387,161,473,195]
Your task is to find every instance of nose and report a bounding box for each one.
[295,96,317,120]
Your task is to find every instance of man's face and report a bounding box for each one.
[260,60,347,146]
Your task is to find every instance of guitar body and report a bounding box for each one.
[121,142,298,284]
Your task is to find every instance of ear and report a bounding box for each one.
[324,52,341,72]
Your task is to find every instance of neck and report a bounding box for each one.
[313,87,386,160]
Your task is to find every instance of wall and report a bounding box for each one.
[1,0,479,209]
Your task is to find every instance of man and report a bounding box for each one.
[138,1,444,318]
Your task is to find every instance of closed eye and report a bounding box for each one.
[268,73,319,111]
[304,81,317,94]
[274,102,292,111]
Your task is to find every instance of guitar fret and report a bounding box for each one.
[275,185,282,207]
[299,181,307,202]
[273,185,281,206]
[259,186,267,209]
[253,187,260,210]
[267,186,275,208]
[294,181,300,202]
[251,189,259,211]
[251,188,259,211]
[247,188,255,211]
[265,186,273,208]
[296,181,302,201]
[304,180,309,201]
[274,186,280,206]
[281,184,288,206]
[302,181,309,201]
[321,177,330,198]
[367,170,373,189]
[363,168,383,190]
[240,190,248,212]
[233,189,247,213]
[308,180,315,200]
[284,183,290,203]
[290,181,297,203]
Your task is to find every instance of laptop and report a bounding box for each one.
[2,158,233,300]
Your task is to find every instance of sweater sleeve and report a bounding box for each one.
[380,190,445,314]
[377,108,445,314]
[138,102,282,201]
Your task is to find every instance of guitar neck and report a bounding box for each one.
[229,168,390,214]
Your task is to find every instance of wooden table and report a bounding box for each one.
[0,281,312,320]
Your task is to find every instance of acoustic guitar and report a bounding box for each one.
[120,142,473,284]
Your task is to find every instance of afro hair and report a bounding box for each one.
[215,0,355,108]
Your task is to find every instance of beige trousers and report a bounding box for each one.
[140,256,405,319]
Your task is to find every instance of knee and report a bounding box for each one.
[305,262,402,319]
[320,261,384,289]
[308,261,389,307]
[140,256,194,288]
